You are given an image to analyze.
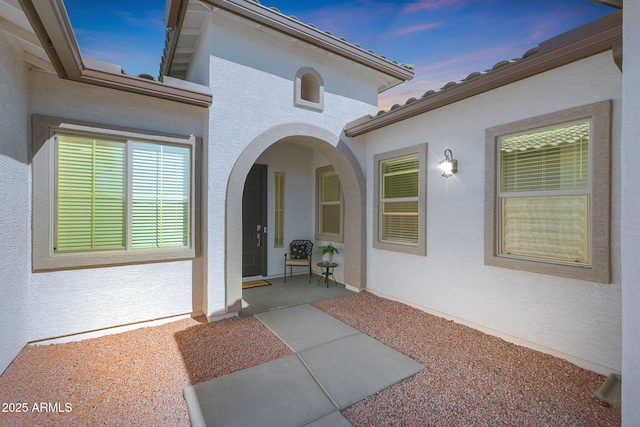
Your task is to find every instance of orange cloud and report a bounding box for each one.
[384,22,441,38]
[402,0,465,14]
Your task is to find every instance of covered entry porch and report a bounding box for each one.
[240,273,355,317]
[224,123,367,315]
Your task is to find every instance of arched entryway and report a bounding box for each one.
[225,123,366,312]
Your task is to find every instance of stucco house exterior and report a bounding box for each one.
[1,0,639,423]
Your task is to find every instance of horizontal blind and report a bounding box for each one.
[382,155,419,199]
[501,196,589,263]
[321,204,341,235]
[274,172,285,247]
[321,172,340,203]
[132,142,190,249]
[382,201,419,244]
[320,171,341,236]
[501,122,589,192]
[56,134,125,252]
[380,155,419,245]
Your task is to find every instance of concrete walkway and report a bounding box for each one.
[183,304,425,427]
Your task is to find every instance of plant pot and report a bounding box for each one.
[322,253,333,263]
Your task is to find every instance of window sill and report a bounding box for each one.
[484,253,609,284]
[294,98,324,112]
[32,247,196,272]
[315,233,343,244]
[373,240,425,256]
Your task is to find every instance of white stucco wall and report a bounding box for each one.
[202,10,380,316]
[0,34,30,373]
[27,70,207,340]
[358,52,622,374]
[622,0,640,422]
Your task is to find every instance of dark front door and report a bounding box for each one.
[242,164,267,277]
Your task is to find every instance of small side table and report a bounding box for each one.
[316,262,338,288]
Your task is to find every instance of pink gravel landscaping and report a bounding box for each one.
[0,316,292,426]
[0,291,621,426]
[315,292,620,427]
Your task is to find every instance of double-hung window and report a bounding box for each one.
[373,143,427,256]
[32,115,198,271]
[485,101,611,283]
[315,166,343,242]
[499,121,590,264]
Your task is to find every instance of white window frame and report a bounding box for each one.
[484,101,611,283]
[32,115,199,271]
[315,166,343,243]
[373,143,427,256]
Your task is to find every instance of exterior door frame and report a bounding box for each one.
[242,163,267,277]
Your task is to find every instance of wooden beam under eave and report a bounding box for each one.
[613,38,622,71]
[590,0,622,9]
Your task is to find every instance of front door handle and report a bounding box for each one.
[256,233,261,247]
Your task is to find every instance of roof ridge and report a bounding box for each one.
[247,0,413,73]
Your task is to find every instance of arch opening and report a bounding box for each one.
[224,123,366,313]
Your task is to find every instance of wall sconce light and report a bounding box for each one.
[439,149,458,178]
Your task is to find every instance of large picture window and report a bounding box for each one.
[315,166,343,242]
[373,143,427,256]
[485,101,611,283]
[32,115,198,271]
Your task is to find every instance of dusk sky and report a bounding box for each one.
[64,0,616,110]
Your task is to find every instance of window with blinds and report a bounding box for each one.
[320,171,341,236]
[274,172,285,248]
[54,133,190,254]
[380,155,419,245]
[131,142,190,249]
[498,121,590,264]
[56,135,125,252]
[316,166,343,242]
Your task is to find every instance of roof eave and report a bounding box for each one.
[18,0,212,107]
[164,0,414,84]
[345,11,622,137]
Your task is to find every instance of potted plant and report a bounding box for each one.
[317,243,339,263]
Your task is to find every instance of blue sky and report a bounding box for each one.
[64,0,615,109]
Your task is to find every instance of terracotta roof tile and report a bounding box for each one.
[375,47,537,116]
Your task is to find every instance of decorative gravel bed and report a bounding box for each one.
[314,292,621,427]
[0,316,292,426]
[0,292,621,426]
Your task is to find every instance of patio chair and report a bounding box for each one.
[284,240,313,283]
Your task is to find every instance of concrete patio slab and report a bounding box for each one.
[303,410,353,427]
[299,333,425,409]
[183,355,337,427]
[241,275,355,317]
[256,304,360,352]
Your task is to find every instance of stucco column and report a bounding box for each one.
[622,0,640,424]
